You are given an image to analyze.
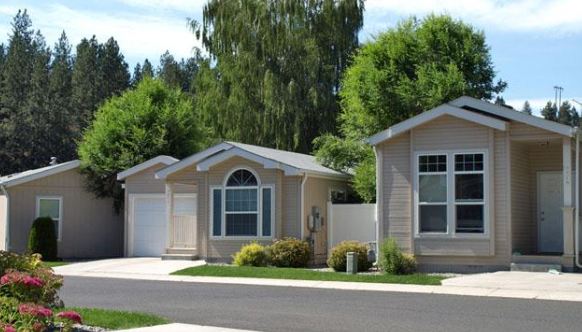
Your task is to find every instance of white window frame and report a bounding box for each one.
[35,196,63,241]
[210,166,275,240]
[414,150,489,239]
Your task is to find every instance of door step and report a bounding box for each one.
[165,247,197,255]
[510,263,562,272]
[161,253,199,261]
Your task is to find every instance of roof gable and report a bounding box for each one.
[368,103,509,146]
[0,160,81,188]
[450,96,574,137]
[155,141,346,179]
[117,155,179,181]
[369,96,576,146]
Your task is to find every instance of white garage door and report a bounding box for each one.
[132,196,166,257]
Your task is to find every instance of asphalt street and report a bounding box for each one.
[60,276,582,332]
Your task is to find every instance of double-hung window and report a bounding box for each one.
[36,196,62,241]
[416,152,487,236]
[211,168,274,238]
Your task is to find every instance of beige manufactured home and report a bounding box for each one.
[369,96,582,272]
[0,160,123,258]
[118,142,349,264]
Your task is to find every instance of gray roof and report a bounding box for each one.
[0,160,81,188]
[226,141,344,176]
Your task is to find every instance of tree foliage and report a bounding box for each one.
[521,101,532,115]
[315,14,506,201]
[78,78,212,209]
[0,10,132,175]
[193,0,364,153]
[541,101,558,122]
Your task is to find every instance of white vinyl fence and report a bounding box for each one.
[327,203,376,255]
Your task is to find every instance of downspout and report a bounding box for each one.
[0,185,9,251]
[575,129,581,268]
[300,173,308,240]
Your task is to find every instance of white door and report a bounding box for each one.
[132,196,167,256]
[538,172,564,253]
[171,195,197,248]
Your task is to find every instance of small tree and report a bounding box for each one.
[28,217,57,261]
[78,78,213,210]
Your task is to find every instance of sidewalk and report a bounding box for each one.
[54,262,582,302]
[118,323,256,332]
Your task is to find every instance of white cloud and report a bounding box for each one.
[365,0,582,34]
[0,3,202,65]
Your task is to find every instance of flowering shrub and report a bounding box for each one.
[0,251,79,331]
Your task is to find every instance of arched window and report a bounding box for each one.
[212,167,274,238]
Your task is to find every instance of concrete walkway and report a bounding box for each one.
[54,259,582,302]
[118,323,256,332]
[54,258,205,276]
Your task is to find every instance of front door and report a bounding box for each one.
[538,172,564,253]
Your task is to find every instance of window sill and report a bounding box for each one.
[210,236,274,241]
[414,234,490,240]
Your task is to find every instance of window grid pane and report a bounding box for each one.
[39,199,60,219]
[456,205,484,233]
[262,188,271,237]
[226,214,258,236]
[419,205,447,233]
[225,189,257,212]
[455,174,484,202]
[419,155,446,173]
[419,175,447,203]
[455,153,484,172]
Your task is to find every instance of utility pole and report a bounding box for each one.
[554,85,564,108]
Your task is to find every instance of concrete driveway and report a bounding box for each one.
[53,258,205,277]
[443,271,582,299]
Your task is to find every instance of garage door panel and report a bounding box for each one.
[132,196,166,257]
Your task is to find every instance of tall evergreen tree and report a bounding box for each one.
[571,106,580,127]
[541,101,558,122]
[158,51,182,88]
[521,100,532,115]
[48,31,75,162]
[193,0,365,153]
[98,37,130,99]
[131,62,142,87]
[0,10,35,174]
[142,58,154,78]
[494,96,506,105]
[558,101,573,125]
[72,36,101,133]
[26,31,51,167]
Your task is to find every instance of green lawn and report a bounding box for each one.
[172,265,444,285]
[42,261,69,268]
[59,307,168,330]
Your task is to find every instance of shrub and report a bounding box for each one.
[0,252,41,276]
[327,241,372,272]
[28,217,58,261]
[0,251,77,331]
[269,238,311,268]
[232,242,270,267]
[379,238,416,275]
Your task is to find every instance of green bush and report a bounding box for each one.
[28,217,58,261]
[379,238,416,275]
[269,238,310,268]
[327,241,372,272]
[232,242,270,267]
[0,252,41,276]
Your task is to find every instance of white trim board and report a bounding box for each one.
[368,104,509,146]
[117,156,178,180]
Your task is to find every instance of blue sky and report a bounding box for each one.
[1,0,581,113]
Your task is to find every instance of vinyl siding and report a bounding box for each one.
[282,176,301,238]
[303,177,348,264]
[379,115,512,269]
[510,122,563,141]
[379,132,412,252]
[511,141,533,253]
[8,169,122,258]
[0,195,6,250]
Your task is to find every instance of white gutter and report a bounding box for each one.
[575,129,581,268]
[300,173,308,240]
[0,184,9,251]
